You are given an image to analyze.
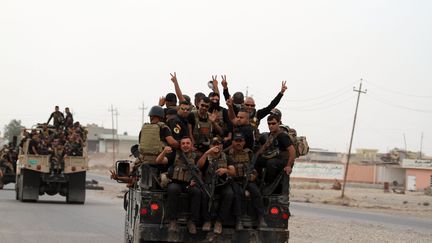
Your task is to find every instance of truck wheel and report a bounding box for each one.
[20,169,40,202]
[66,171,86,204]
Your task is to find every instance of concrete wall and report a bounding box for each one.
[346,164,375,183]
[292,162,344,180]
[406,169,432,190]
[376,166,405,185]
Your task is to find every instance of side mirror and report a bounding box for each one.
[115,160,132,183]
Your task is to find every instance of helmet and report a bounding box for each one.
[148,106,165,118]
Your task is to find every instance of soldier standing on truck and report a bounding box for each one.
[47,105,65,129]
[228,132,267,229]
[198,137,237,234]
[166,136,202,234]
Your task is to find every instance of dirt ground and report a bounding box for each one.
[88,158,432,243]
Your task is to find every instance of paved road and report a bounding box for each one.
[290,202,432,233]
[0,182,125,243]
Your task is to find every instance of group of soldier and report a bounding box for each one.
[21,106,86,175]
[111,73,296,235]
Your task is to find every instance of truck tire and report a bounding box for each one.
[20,169,40,202]
[66,171,86,204]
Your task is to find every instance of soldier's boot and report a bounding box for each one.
[202,221,211,232]
[258,216,268,229]
[235,218,244,231]
[187,220,197,234]
[213,221,223,234]
[168,220,178,232]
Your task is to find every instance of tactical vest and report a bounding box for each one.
[192,111,213,146]
[206,152,230,185]
[172,152,196,182]
[139,122,167,164]
[229,148,252,177]
[208,153,228,170]
[262,131,285,160]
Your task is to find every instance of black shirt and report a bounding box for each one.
[233,125,255,150]
[166,115,189,141]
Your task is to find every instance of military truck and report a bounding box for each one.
[116,159,290,243]
[15,128,88,203]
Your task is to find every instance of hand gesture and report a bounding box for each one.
[109,169,118,180]
[211,75,218,90]
[208,110,219,123]
[170,72,177,83]
[208,146,220,154]
[158,96,166,106]
[280,81,287,94]
[221,75,228,89]
[163,146,172,154]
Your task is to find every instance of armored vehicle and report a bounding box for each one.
[15,127,88,203]
[116,159,290,243]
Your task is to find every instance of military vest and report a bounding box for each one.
[229,148,252,177]
[192,111,213,146]
[138,122,167,164]
[172,152,197,182]
[208,152,228,170]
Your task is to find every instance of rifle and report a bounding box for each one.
[179,152,212,200]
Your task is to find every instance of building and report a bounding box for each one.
[86,124,138,154]
[401,159,432,191]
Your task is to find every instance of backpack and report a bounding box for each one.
[280,125,309,158]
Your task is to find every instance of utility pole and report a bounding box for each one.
[245,86,249,98]
[403,134,407,152]
[114,109,119,154]
[108,105,116,164]
[139,102,148,125]
[341,79,367,198]
[419,132,423,159]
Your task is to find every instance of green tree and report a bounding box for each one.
[3,119,23,142]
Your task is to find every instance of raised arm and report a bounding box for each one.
[221,75,231,101]
[211,75,220,95]
[256,81,287,120]
[170,72,186,102]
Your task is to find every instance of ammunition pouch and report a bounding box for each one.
[234,163,247,177]
[261,148,279,160]
[172,166,191,182]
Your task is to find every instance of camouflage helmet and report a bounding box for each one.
[148,106,165,118]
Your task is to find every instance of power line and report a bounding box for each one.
[365,80,432,98]
[367,92,432,113]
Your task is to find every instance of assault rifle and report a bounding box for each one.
[179,152,212,200]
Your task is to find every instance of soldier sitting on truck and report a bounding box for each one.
[255,114,296,189]
[49,138,66,176]
[198,137,237,234]
[166,136,202,234]
[228,132,267,229]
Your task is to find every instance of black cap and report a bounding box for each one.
[165,93,177,103]
[233,132,245,140]
[211,137,222,145]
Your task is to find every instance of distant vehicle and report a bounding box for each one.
[116,159,290,243]
[15,127,88,204]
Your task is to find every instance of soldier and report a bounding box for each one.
[64,107,74,128]
[137,106,179,169]
[228,132,267,229]
[49,138,66,176]
[28,133,41,155]
[47,105,65,128]
[198,137,237,234]
[166,136,202,234]
[227,102,255,151]
[208,91,233,148]
[188,97,223,154]
[256,114,296,185]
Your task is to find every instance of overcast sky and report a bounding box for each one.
[1,0,431,155]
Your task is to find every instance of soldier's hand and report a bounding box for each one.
[215,168,226,176]
[284,166,292,175]
[163,146,172,154]
[208,146,220,154]
[221,75,228,89]
[248,173,257,182]
[226,97,233,107]
[189,180,197,187]
[280,81,287,94]
[208,110,219,123]
[158,96,166,106]
[109,169,118,180]
[170,72,177,83]
[211,75,218,91]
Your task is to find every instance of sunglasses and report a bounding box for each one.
[245,104,256,107]
[180,107,190,111]
[200,104,210,108]
[267,122,278,126]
